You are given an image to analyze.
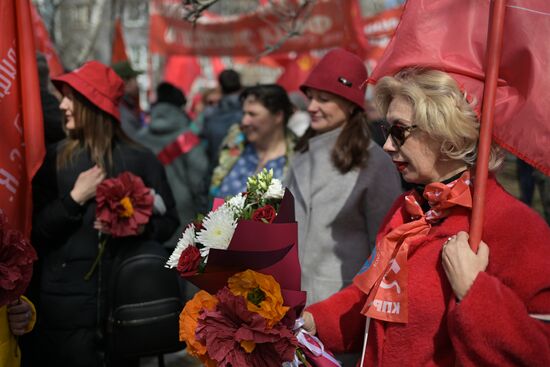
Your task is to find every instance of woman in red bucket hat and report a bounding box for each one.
[284,48,403,366]
[24,61,179,367]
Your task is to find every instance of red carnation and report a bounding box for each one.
[251,205,276,224]
[95,172,154,237]
[0,213,37,306]
[177,245,201,277]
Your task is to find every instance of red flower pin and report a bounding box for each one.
[95,172,154,238]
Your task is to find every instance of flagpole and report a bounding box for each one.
[470,0,506,252]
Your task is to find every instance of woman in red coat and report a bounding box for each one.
[302,68,550,366]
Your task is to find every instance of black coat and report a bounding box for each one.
[25,139,179,367]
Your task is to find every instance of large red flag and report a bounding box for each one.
[111,18,129,64]
[370,0,550,175]
[30,3,64,77]
[0,0,45,237]
[275,52,319,93]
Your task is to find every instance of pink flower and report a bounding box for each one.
[195,287,297,367]
[0,213,37,306]
[177,245,201,277]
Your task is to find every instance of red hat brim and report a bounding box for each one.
[52,71,121,123]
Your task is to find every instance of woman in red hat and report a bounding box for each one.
[26,61,179,367]
[284,48,402,365]
[301,68,550,366]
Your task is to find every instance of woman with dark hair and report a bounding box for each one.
[210,84,296,198]
[285,48,402,311]
[27,61,178,367]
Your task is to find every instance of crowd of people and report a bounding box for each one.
[3,43,549,367]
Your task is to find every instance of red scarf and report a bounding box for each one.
[353,171,472,323]
[157,131,200,165]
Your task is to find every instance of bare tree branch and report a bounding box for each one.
[180,0,317,58]
[254,0,316,59]
[181,0,221,23]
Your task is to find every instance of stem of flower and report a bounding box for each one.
[84,235,108,280]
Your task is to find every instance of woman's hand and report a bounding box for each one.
[70,165,106,205]
[442,231,489,300]
[7,298,33,336]
[93,220,111,235]
[302,311,317,335]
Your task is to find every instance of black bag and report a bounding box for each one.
[106,241,184,359]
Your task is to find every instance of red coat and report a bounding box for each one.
[307,177,550,366]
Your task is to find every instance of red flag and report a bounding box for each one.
[111,18,129,64]
[370,0,550,175]
[0,0,45,237]
[276,52,318,93]
[30,3,64,77]
[163,55,202,95]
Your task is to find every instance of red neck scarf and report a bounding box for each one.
[353,171,472,323]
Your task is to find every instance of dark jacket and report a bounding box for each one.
[201,94,243,171]
[26,140,178,367]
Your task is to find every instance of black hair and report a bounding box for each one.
[218,69,242,94]
[156,82,186,107]
[239,84,294,125]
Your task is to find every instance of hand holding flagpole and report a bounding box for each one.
[470,0,506,252]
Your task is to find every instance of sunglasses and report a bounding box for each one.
[381,124,418,146]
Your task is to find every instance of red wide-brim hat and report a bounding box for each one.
[52,61,124,123]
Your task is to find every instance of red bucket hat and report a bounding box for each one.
[52,61,124,122]
[300,48,367,110]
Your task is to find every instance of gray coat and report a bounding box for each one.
[137,103,209,247]
[285,127,402,305]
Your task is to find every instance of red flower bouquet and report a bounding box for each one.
[167,169,341,366]
[0,213,37,306]
[95,171,154,238]
[85,172,154,280]
[181,270,299,367]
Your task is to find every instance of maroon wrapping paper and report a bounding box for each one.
[184,190,306,315]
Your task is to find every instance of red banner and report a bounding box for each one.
[358,6,403,73]
[0,0,45,236]
[30,3,64,77]
[150,0,365,57]
[111,18,129,65]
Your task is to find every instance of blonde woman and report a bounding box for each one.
[303,68,550,366]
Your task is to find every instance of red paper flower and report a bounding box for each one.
[177,245,201,277]
[0,213,37,306]
[195,287,298,367]
[251,205,276,224]
[96,172,154,237]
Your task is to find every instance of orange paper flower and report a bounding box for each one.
[228,270,289,328]
[179,290,218,366]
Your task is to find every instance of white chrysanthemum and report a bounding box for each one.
[165,224,196,268]
[264,178,284,200]
[226,193,246,213]
[196,206,237,250]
